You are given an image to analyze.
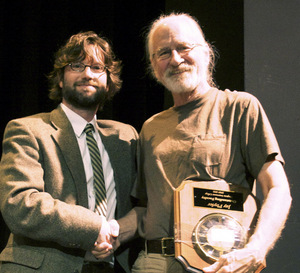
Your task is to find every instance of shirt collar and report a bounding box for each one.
[60,103,97,137]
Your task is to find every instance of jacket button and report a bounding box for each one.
[73,270,80,273]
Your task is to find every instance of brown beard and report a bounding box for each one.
[62,83,107,110]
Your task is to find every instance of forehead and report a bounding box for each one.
[150,17,204,52]
[83,44,105,63]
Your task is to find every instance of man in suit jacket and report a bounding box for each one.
[0,31,144,273]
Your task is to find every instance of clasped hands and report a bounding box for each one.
[91,219,120,260]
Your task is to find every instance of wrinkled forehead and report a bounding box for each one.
[149,17,206,56]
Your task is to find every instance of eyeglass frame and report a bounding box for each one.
[67,63,107,74]
[152,43,203,61]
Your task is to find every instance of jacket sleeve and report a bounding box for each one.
[0,119,102,251]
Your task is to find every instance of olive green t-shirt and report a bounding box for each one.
[134,88,283,239]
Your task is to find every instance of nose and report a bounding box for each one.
[82,66,94,78]
[169,50,184,66]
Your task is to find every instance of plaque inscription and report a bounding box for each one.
[194,188,244,212]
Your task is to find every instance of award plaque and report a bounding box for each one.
[174,180,265,272]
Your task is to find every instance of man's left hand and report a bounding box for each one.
[202,247,264,273]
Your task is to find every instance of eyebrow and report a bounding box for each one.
[157,42,195,50]
[156,47,170,52]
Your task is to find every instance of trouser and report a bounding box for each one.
[81,259,126,273]
[131,250,187,273]
[81,261,114,273]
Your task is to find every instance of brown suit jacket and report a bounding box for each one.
[0,106,143,273]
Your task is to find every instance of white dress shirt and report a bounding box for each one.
[61,103,116,262]
[61,103,116,220]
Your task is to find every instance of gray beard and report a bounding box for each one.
[162,66,200,94]
[163,75,198,94]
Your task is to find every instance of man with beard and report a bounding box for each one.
[131,13,291,273]
[0,31,143,273]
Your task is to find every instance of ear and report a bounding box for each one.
[105,74,109,92]
[59,81,63,89]
[150,59,160,81]
[203,45,210,67]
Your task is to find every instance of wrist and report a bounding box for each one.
[245,237,267,264]
[96,216,109,244]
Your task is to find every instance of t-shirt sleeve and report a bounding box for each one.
[131,136,148,202]
[240,94,284,178]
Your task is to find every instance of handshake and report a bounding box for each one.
[91,218,120,260]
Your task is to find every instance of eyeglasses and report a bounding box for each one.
[68,63,107,74]
[152,44,203,61]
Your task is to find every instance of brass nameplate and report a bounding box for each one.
[194,188,244,212]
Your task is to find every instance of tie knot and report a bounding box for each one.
[84,123,95,134]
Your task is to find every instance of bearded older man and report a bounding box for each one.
[131,13,291,273]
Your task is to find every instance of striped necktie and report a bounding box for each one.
[84,123,107,216]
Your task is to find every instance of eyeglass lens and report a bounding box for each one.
[69,63,106,73]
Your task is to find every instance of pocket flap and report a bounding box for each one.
[0,247,44,269]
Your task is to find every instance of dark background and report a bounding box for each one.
[0,1,299,272]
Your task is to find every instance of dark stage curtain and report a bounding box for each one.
[0,0,243,251]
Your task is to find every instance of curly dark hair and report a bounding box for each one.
[48,31,122,103]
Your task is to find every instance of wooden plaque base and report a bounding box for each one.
[174,180,264,272]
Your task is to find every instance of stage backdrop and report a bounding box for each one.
[1,1,299,272]
[244,1,299,272]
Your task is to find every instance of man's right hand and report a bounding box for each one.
[91,219,120,259]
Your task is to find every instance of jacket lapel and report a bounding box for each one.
[50,106,89,208]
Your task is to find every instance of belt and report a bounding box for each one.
[81,261,113,273]
[146,237,175,256]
